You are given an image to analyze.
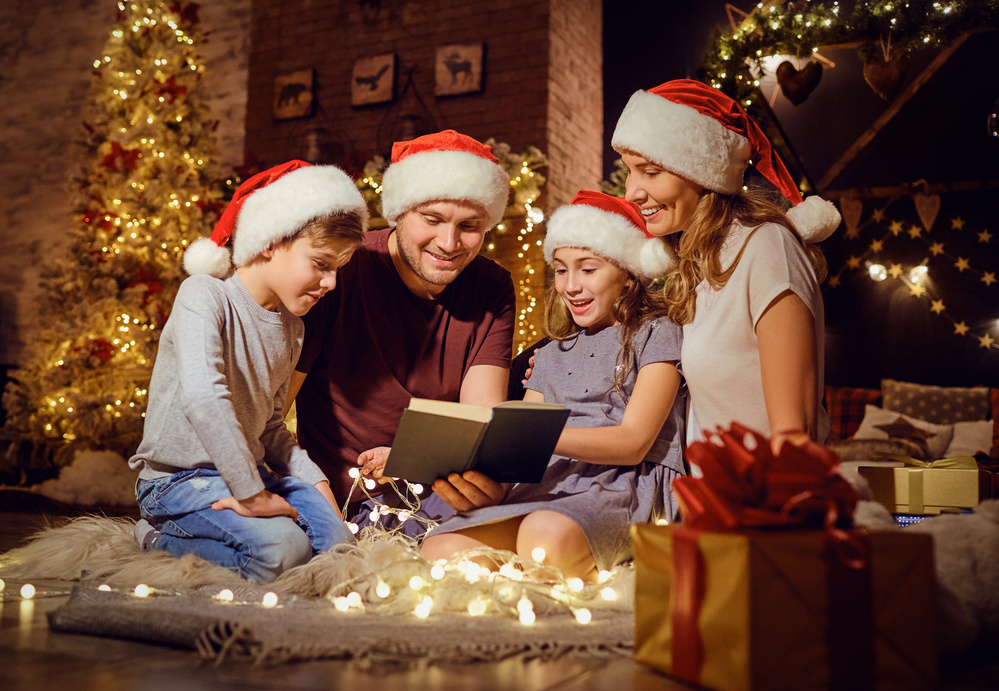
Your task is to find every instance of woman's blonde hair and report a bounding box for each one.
[660,187,827,325]
[543,256,670,406]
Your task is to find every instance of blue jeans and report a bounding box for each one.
[136,467,355,583]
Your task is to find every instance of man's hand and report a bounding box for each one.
[212,489,299,520]
[357,446,395,485]
[432,470,508,512]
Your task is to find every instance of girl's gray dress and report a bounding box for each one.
[427,317,685,570]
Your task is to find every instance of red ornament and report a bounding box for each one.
[155,76,189,104]
[168,2,201,27]
[89,338,115,362]
[99,142,140,172]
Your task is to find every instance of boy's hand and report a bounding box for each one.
[212,489,299,520]
[357,446,395,485]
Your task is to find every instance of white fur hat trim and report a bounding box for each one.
[544,204,675,280]
[183,237,233,278]
[612,89,750,195]
[231,165,368,268]
[787,195,841,243]
[380,150,509,227]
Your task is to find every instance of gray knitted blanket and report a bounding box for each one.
[48,584,633,667]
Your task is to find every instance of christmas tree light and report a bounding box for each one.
[2,0,225,467]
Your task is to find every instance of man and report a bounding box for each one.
[286,130,515,526]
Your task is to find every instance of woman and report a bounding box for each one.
[611,79,841,453]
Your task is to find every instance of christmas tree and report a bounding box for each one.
[2,0,224,472]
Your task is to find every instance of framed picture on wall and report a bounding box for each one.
[351,53,395,106]
[435,43,484,97]
[273,69,315,121]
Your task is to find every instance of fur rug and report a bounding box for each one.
[4,501,999,662]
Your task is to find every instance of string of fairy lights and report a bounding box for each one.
[0,470,637,624]
[825,194,998,350]
[699,1,999,114]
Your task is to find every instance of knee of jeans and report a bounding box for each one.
[242,522,313,583]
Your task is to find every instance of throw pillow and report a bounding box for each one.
[853,405,954,460]
[944,420,995,458]
[827,438,926,463]
[824,386,882,442]
[881,379,991,425]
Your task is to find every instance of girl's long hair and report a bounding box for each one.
[660,187,827,325]
[543,260,670,405]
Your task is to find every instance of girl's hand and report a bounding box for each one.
[433,471,508,512]
[520,348,540,386]
[356,446,395,484]
[212,489,299,520]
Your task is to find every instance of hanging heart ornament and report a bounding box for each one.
[776,59,823,106]
[913,192,941,233]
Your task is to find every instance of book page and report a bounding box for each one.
[407,397,493,423]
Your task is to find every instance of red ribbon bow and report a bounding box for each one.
[674,422,858,533]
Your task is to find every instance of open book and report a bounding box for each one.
[383,397,570,484]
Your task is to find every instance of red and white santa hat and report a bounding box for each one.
[380,129,509,228]
[544,190,675,280]
[611,79,840,242]
[183,160,368,278]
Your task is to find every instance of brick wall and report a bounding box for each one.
[244,0,603,352]
[0,0,251,368]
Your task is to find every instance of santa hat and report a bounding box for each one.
[611,79,840,242]
[544,190,675,280]
[380,130,509,228]
[183,160,368,278]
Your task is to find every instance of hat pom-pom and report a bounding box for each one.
[788,196,841,243]
[639,237,676,279]
[184,237,232,277]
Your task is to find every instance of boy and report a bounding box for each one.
[128,161,367,582]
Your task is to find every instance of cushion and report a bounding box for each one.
[881,379,991,425]
[827,438,926,463]
[853,405,954,461]
[824,386,882,442]
[944,420,995,458]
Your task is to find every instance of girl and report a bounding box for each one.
[419,191,685,580]
[611,79,841,451]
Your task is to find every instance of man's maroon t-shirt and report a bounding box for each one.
[295,228,515,503]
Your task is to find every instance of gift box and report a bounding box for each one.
[859,457,997,514]
[632,524,937,691]
[632,423,938,690]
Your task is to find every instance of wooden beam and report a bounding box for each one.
[821,179,999,200]
[817,34,970,191]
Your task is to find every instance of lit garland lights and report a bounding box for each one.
[825,194,998,351]
[698,1,999,113]
[355,141,549,355]
[2,0,225,464]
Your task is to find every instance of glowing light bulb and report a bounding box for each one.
[869,264,888,281]
[346,592,362,608]
[348,467,360,479]
[574,608,592,624]
[20,583,35,599]
[348,522,359,534]
[414,596,433,618]
[600,586,617,601]
[430,564,446,580]
[409,575,426,591]
[375,580,391,599]
[531,547,546,562]
[410,483,424,495]
[519,609,536,625]
[134,584,151,598]
[216,589,233,602]
[468,597,488,616]
[909,265,928,283]
[364,479,376,490]
[262,592,279,608]
[567,577,584,593]
[0,578,5,592]
[597,570,612,584]
[333,596,350,611]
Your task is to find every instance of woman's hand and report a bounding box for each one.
[433,471,509,512]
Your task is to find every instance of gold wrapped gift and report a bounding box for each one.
[631,524,937,691]
[859,457,997,514]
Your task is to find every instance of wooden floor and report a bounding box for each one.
[0,506,686,691]
[3,504,997,690]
